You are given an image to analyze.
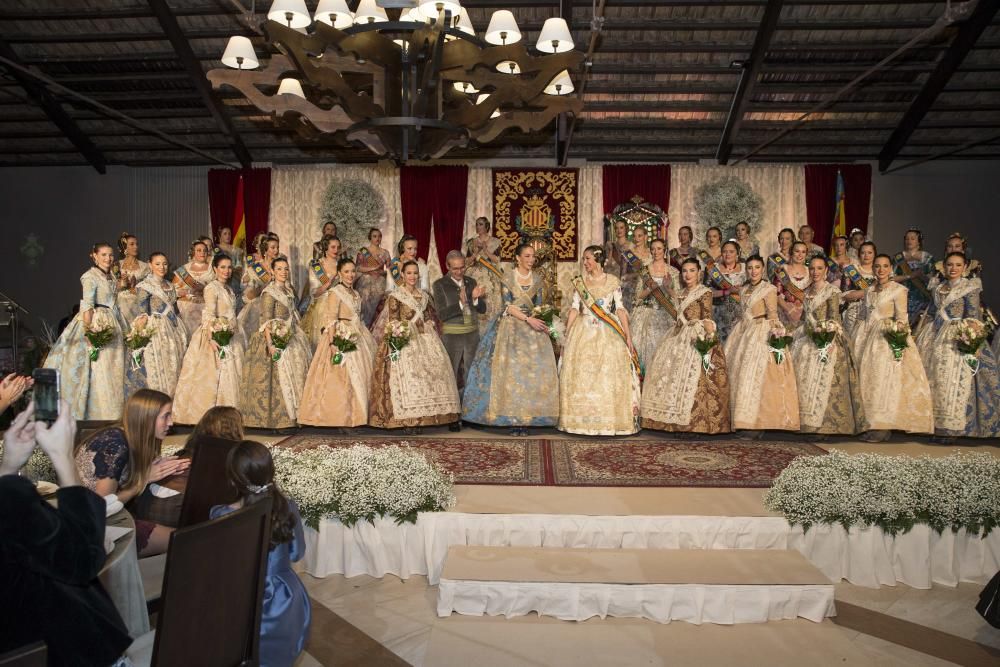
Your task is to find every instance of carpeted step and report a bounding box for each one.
[437,545,835,625]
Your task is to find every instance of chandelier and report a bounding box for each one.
[208,0,584,162]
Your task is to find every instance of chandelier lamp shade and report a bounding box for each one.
[208,0,583,162]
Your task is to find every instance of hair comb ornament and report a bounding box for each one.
[247,483,270,494]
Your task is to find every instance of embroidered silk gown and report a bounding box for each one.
[171,280,245,425]
[916,278,1000,438]
[123,275,188,398]
[239,256,273,343]
[115,259,150,325]
[851,281,934,434]
[368,289,460,428]
[462,271,560,427]
[773,266,810,332]
[173,262,213,337]
[789,283,863,434]
[641,286,732,434]
[298,260,338,348]
[723,282,800,431]
[628,265,680,372]
[298,285,376,427]
[464,236,504,334]
[893,250,935,326]
[44,267,127,420]
[706,262,746,343]
[558,275,641,436]
[354,246,391,327]
[239,283,312,430]
[841,264,875,340]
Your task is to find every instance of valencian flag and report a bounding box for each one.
[830,170,846,252]
[232,173,247,250]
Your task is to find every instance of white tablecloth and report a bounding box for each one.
[100,510,150,638]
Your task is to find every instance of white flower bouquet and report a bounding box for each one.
[808,319,840,364]
[125,319,157,369]
[953,317,987,373]
[384,319,412,362]
[530,304,564,341]
[882,318,910,361]
[269,444,455,529]
[267,319,292,362]
[763,451,1000,536]
[84,308,116,362]
[210,316,235,359]
[693,325,718,373]
[330,321,358,365]
[768,323,792,364]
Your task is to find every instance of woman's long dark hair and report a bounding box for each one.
[226,440,296,548]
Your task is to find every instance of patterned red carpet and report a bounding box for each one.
[274,435,825,488]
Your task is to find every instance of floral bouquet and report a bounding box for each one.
[330,321,358,365]
[125,319,157,369]
[808,319,840,364]
[953,318,987,374]
[768,325,793,365]
[693,326,718,373]
[530,304,563,341]
[210,317,235,359]
[384,319,412,362]
[268,320,291,362]
[84,309,116,362]
[881,319,910,362]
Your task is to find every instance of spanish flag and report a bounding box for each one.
[830,170,846,253]
[232,173,247,250]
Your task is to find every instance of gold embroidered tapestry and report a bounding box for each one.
[493,168,579,261]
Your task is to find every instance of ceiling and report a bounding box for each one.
[2,0,1000,171]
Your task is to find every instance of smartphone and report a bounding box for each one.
[32,368,59,424]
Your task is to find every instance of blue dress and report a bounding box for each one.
[210,501,311,667]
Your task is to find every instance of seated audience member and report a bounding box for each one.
[0,402,132,666]
[0,372,32,414]
[74,389,189,557]
[211,441,311,667]
[131,406,245,527]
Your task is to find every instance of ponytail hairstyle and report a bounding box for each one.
[118,233,136,258]
[226,441,296,548]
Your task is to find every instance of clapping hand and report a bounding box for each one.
[149,455,190,482]
[0,404,37,475]
[0,373,32,410]
[471,286,485,299]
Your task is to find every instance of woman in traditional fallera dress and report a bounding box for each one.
[706,240,746,344]
[773,241,810,332]
[172,254,245,425]
[462,243,560,434]
[604,219,634,280]
[558,246,642,436]
[669,225,699,271]
[734,221,759,259]
[701,226,724,266]
[386,235,429,293]
[851,254,934,442]
[790,256,863,436]
[114,233,150,325]
[619,225,653,311]
[215,225,245,297]
[641,257,732,434]
[298,259,377,428]
[628,238,679,371]
[926,233,983,291]
[354,227,391,327]
[892,228,935,327]
[766,227,795,281]
[240,232,280,340]
[724,255,800,435]
[124,252,188,398]
[44,243,127,420]
[464,216,505,334]
[916,252,1000,441]
[846,228,867,263]
[173,240,214,337]
[369,260,460,431]
[240,258,312,430]
[299,236,341,347]
[841,240,877,340]
[827,235,852,286]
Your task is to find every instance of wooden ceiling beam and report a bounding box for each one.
[716,0,784,164]
[146,0,252,168]
[0,39,106,173]
[878,0,1000,171]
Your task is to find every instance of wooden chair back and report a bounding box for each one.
[176,435,240,528]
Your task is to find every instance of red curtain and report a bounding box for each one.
[400,165,469,271]
[207,167,271,247]
[804,164,872,247]
[602,164,671,213]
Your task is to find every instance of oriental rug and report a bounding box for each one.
[274,435,825,488]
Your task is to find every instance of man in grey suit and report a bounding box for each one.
[433,250,486,431]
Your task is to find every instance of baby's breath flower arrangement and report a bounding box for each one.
[269,444,455,530]
[764,451,1000,536]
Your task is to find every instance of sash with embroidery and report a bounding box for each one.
[571,275,642,377]
[893,252,931,299]
[842,264,871,290]
[171,265,204,300]
[697,249,716,268]
[389,257,404,286]
[245,256,273,285]
[309,258,333,286]
[639,267,677,318]
[774,267,806,303]
[476,256,505,284]
[620,248,644,273]
[706,264,741,304]
[767,253,787,273]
